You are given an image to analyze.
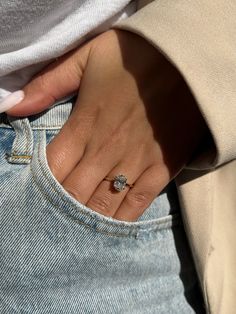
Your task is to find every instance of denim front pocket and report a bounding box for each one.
[0,126,203,313]
[30,128,181,239]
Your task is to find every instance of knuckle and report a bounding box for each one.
[126,190,152,209]
[87,193,113,214]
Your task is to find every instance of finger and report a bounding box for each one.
[113,164,170,222]
[45,101,98,183]
[6,45,90,117]
[86,164,142,218]
[45,93,129,186]
[61,150,121,205]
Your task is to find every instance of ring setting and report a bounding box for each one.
[104,174,134,192]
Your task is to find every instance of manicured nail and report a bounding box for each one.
[0,90,25,113]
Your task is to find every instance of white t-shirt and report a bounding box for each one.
[0,0,137,101]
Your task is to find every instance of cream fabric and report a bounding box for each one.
[114,1,236,313]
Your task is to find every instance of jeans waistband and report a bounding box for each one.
[0,94,77,130]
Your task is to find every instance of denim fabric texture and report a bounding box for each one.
[0,96,205,313]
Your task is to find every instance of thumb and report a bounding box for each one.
[5,45,90,117]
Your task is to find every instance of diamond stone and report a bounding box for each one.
[113,175,127,192]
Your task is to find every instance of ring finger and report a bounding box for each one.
[86,162,146,218]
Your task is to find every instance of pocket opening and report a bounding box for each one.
[30,130,180,238]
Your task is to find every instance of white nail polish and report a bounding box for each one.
[0,90,25,113]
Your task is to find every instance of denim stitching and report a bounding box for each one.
[10,120,26,156]
[22,119,30,156]
[30,161,135,238]
[29,130,179,237]
[10,121,20,156]
[11,119,32,158]
[37,136,177,232]
[38,130,179,232]
[10,155,32,159]
[30,163,179,238]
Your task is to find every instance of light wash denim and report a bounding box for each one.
[0,96,205,313]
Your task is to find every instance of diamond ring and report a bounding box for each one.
[103,174,134,192]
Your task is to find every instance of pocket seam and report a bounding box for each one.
[30,130,180,238]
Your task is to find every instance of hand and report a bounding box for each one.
[7,30,208,221]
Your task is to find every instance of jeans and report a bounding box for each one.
[0,96,205,313]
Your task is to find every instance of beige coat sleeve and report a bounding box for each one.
[113,0,236,170]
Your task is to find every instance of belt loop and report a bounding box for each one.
[6,116,34,165]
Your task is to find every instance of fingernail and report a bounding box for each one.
[0,90,25,113]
